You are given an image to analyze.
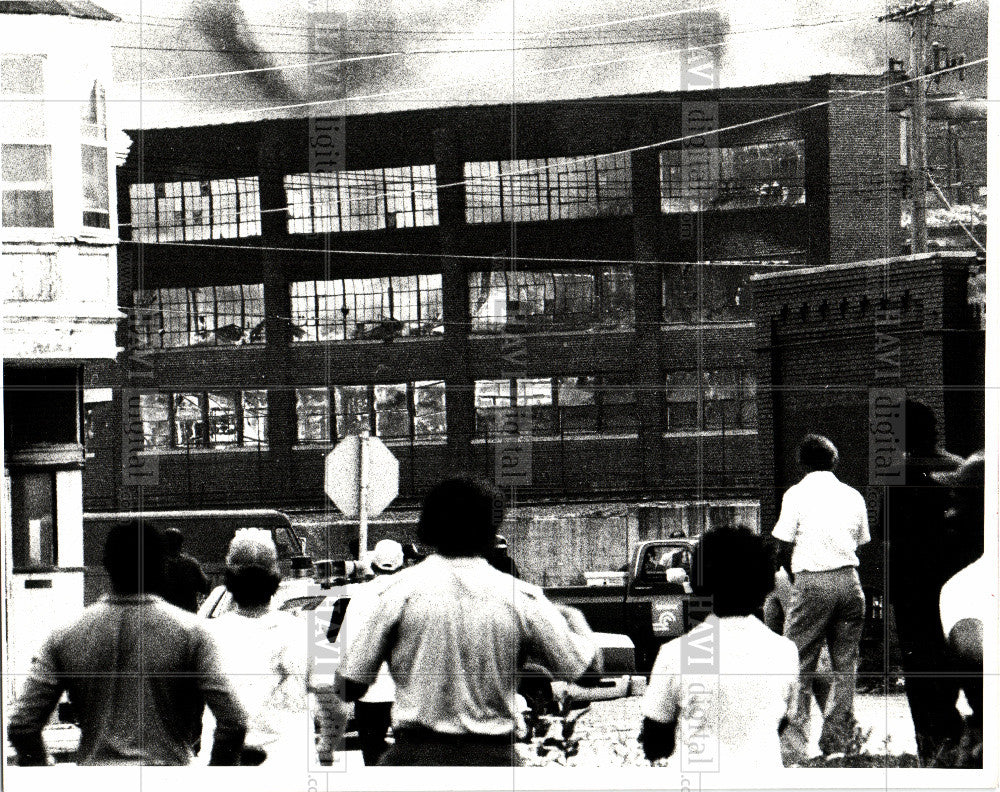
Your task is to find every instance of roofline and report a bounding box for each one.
[0,1,119,21]
[124,72,893,135]
[750,251,981,282]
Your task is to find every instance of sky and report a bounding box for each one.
[101,0,988,129]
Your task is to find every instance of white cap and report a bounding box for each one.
[369,539,404,573]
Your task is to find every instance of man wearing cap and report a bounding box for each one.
[771,434,870,760]
[336,478,600,766]
[340,539,406,765]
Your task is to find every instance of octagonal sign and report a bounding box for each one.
[325,434,399,518]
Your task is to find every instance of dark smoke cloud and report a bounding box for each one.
[190,0,302,103]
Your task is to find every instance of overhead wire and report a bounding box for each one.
[114,13,875,84]
[114,55,985,224]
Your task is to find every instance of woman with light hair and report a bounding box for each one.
[200,529,311,766]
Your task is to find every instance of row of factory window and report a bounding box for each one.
[2,54,109,229]
[132,369,755,450]
[126,140,805,241]
[131,262,771,349]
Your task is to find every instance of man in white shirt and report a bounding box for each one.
[771,434,870,761]
[641,526,799,772]
[336,478,600,766]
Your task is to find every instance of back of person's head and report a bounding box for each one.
[904,399,939,455]
[162,527,183,555]
[798,434,839,472]
[690,525,774,617]
[103,519,165,595]
[224,528,281,609]
[417,477,504,558]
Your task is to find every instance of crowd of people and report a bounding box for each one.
[5,412,988,768]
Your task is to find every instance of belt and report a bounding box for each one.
[393,727,514,746]
[797,565,858,574]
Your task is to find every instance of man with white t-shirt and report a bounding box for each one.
[772,434,870,760]
[336,478,599,766]
[640,526,799,771]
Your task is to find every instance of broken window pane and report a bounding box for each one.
[413,380,446,438]
[374,383,409,439]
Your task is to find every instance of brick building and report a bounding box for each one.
[82,73,912,579]
[752,250,986,594]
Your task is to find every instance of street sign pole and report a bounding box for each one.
[325,433,399,561]
[358,429,370,557]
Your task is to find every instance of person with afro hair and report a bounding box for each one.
[640,525,799,770]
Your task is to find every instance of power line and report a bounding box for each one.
[119,55,981,221]
[114,4,718,39]
[112,14,873,81]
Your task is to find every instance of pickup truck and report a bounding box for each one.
[546,538,701,672]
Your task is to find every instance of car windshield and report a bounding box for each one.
[640,546,691,583]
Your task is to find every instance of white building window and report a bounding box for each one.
[295,381,446,443]
[284,164,439,234]
[129,177,261,241]
[81,80,109,228]
[139,390,268,450]
[132,284,266,348]
[2,54,53,228]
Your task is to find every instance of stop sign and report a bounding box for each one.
[325,434,399,518]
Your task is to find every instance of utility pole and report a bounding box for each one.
[880,1,954,255]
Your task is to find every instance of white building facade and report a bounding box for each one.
[1,1,121,702]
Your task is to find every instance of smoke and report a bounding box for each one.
[107,0,987,127]
[189,0,303,103]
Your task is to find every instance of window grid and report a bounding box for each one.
[132,284,266,348]
[2,143,54,228]
[139,390,267,450]
[664,368,757,432]
[464,153,632,224]
[660,140,805,214]
[662,261,786,324]
[129,177,261,241]
[295,382,447,443]
[285,164,439,235]
[290,274,443,342]
[469,267,634,333]
[475,375,637,436]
